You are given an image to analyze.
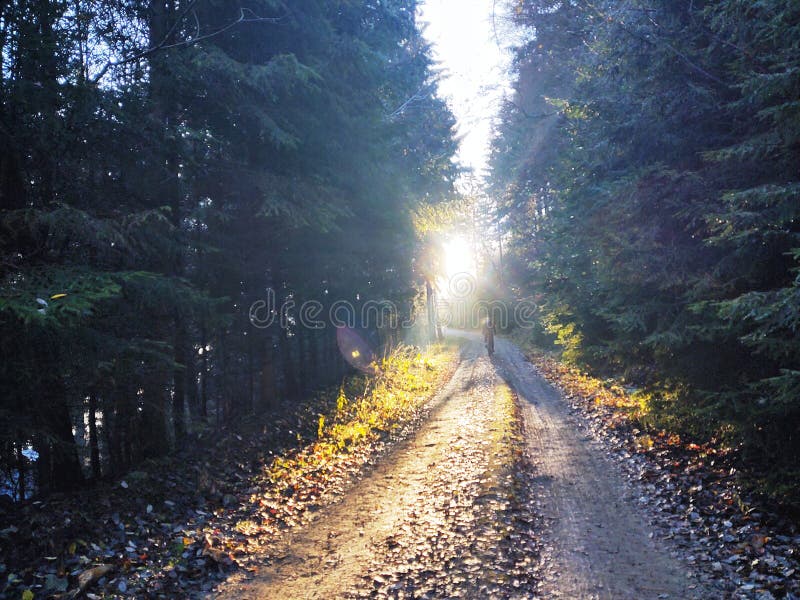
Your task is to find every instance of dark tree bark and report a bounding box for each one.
[15,441,25,501]
[141,383,169,459]
[280,327,299,400]
[186,342,199,421]
[200,322,209,419]
[172,323,187,441]
[260,340,277,412]
[36,391,82,493]
[148,0,189,441]
[0,129,25,211]
[247,326,255,413]
[295,318,310,394]
[88,392,101,480]
[106,400,121,477]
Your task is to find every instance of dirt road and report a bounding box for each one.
[493,335,709,599]
[211,333,710,599]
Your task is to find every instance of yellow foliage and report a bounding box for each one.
[264,343,455,486]
[317,414,325,440]
[234,520,259,536]
[336,386,347,412]
[634,434,654,451]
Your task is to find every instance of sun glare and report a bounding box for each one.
[442,236,474,281]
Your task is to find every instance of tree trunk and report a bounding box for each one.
[16,442,25,501]
[88,392,100,480]
[38,393,82,493]
[173,323,187,441]
[148,0,188,440]
[311,330,323,386]
[200,325,209,419]
[218,333,228,426]
[425,278,439,343]
[247,326,255,413]
[260,341,276,412]
[295,319,309,393]
[187,342,199,421]
[141,383,169,459]
[106,399,121,476]
[280,327,299,400]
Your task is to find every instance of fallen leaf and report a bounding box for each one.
[202,545,234,566]
[76,564,114,593]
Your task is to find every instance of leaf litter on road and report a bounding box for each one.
[525,349,800,599]
[213,344,543,600]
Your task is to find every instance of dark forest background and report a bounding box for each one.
[2,0,799,510]
[0,0,457,499]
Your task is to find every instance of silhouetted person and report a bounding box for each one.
[482,317,495,356]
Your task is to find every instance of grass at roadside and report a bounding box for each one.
[506,329,800,513]
[508,328,709,445]
[471,382,540,591]
[265,341,460,494]
[505,333,800,597]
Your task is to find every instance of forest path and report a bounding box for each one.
[211,333,708,599]
[493,334,708,599]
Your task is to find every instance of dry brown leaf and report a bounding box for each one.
[76,564,114,593]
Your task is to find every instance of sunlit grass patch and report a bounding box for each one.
[509,330,740,461]
[529,352,639,415]
[265,342,457,487]
[483,384,518,471]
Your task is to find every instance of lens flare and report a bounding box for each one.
[336,326,377,373]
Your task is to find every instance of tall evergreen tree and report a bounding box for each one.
[492,0,800,494]
[0,0,457,496]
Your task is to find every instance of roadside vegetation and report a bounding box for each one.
[0,0,458,501]
[265,343,458,496]
[509,328,798,516]
[0,343,458,599]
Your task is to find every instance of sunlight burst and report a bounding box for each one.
[442,235,475,281]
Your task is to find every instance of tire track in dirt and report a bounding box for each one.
[213,332,712,600]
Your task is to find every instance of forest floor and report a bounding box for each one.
[211,331,798,600]
[504,334,800,600]
[3,334,799,599]
[0,345,459,600]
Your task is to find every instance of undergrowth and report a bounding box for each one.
[509,328,721,439]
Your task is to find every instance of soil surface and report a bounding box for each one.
[212,332,715,599]
[493,335,714,600]
[211,338,537,599]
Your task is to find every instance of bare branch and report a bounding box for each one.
[388,85,427,120]
[503,98,559,121]
[90,4,286,85]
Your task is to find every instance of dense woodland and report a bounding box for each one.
[491,0,800,502]
[2,0,799,512]
[0,0,457,499]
